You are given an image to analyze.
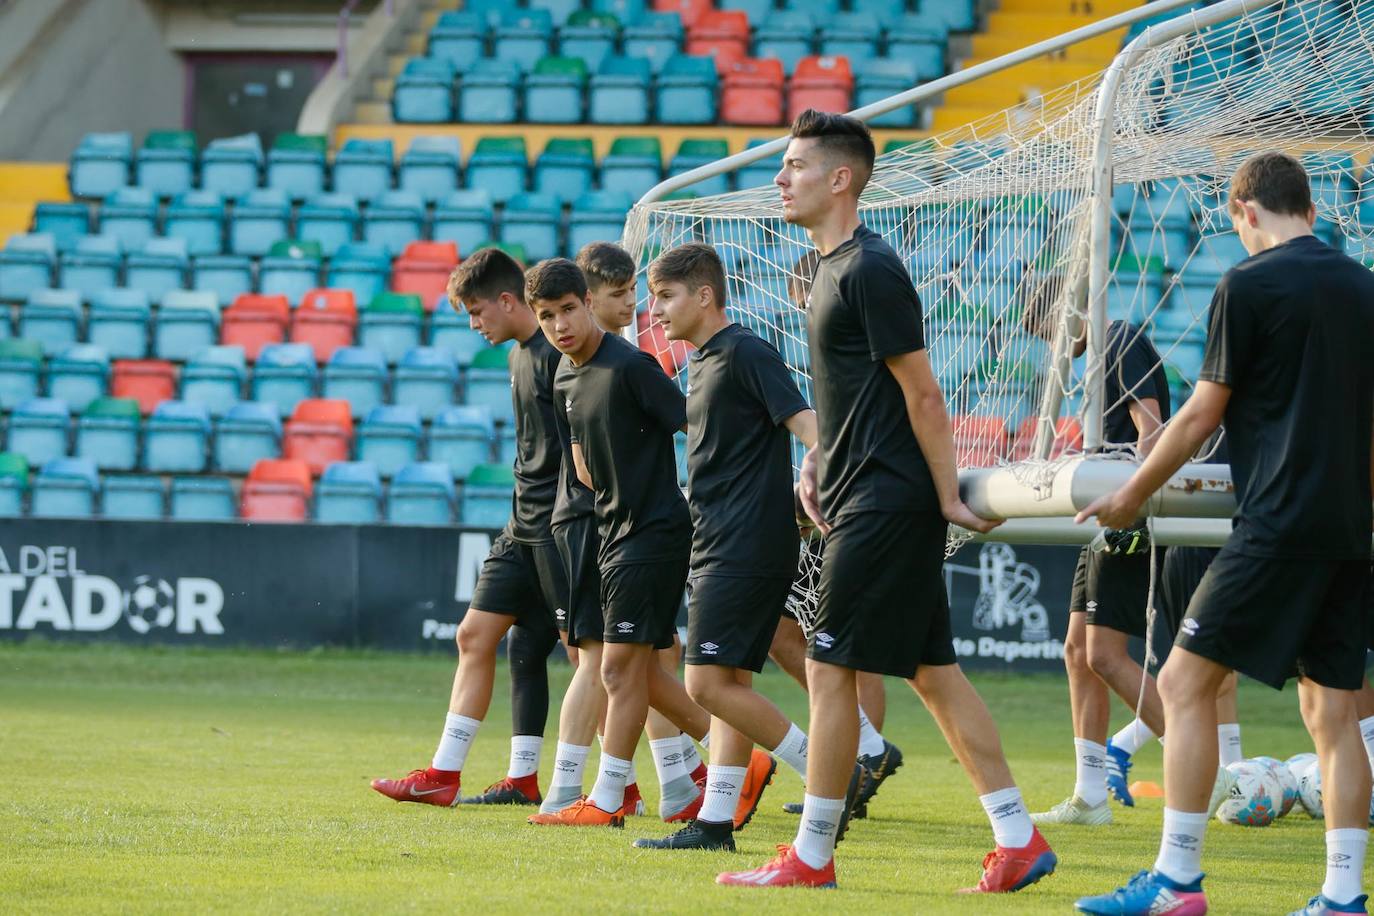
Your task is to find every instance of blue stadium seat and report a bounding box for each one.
[59,235,122,300]
[720,0,770,21]
[69,133,133,199]
[164,190,226,256]
[102,475,164,520]
[857,58,920,127]
[393,346,459,420]
[0,234,57,303]
[601,137,664,200]
[20,288,82,355]
[568,190,632,252]
[498,425,517,465]
[594,0,646,23]
[258,241,322,304]
[214,401,282,473]
[622,11,684,74]
[297,193,360,258]
[388,461,455,525]
[229,189,291,257]
[735,138,783,189]
[0,339,44,409]
[144,400,211,472]
[398,136,462,204]
[530,0,582,23]
[125,237,189,302]
[525,56,588,124]
[322,345,388,419]
[432,190,494,256]
[494,9,555,69]
[98,187,158,252]
[908,0,974,31]
[200,134,264,198]
[333,139,395,203]
[154,289,220,361]
[393,57,457,123]
[266,134,329,202]
[464,345,514,422]
[500,192,562,262]
[33,202,91,254]
[190,254,253,305]
[782,0,837,20]
[315,460,383,523]
[31,457,99,518]
[88,288,151,359]
[76,396,141,471]
[886,20,946,82]
[358,404,423,478]
[181,344,247,417]
[7,398,71,467]
[135,131,198,200]
[324,242,390,304]
[429,305,487,366]
[465,137,529,203]
[48,344,109,413]
[755,11,815,74]
[669,140,731,197]
[251,343,318,417]
[464,0,508,29]
[819,12,879,65]
[359,292,424,364]
[562,11,621,73]
[657,55,718,124]
[458,462,512,527]
[170,476,237,521]
[430,405,495,480]
[429,11,488,67]
[361,190,424,257]
[589,56,653,124]
[458,58,523,124]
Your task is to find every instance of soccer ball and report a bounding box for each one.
[1252,756,1299,817]
[124,576,176,634]
[1215,759,1280,827]
[1285,751,1317,774]
[1295,758,1324,819]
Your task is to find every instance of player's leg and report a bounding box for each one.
[541,638,606,814]
[1299,679,1371,910]
[645,635,705,818]
[769,614,809,689]
[857,672,886,731]
[1216,672,1243,766]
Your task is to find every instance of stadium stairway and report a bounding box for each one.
[0,163,68,247]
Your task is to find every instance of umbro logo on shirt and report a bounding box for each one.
[699,642,719,655]
[617,621,635,633]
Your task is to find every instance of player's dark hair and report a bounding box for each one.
[788,250,822,310]
[789,108,876,196]
[575,241,637,291]
[448,246,526,305]
[648,243,728,310]
[524,257,588,305]
[1229,151,1312,218]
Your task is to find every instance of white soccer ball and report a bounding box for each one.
[124,575,176,634]
[1285,752,1317,775]
[1215,759,1280,827]
[1252,756,1299,817]
[1296,759,1324,819]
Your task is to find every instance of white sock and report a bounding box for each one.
[680,733,702,774]
[588,752,632,813]
[1359,716,1374,774]
[1323,828,1368,905]
[1217,723,1243,767]
[857,707,885,758]
[980,786,1034,848]
[772,722,810,780]
[793,793,846,869]
[432,713,481,772]
[699,764,745,826]
[507,735,542,779]
[1073,738,1109,806]
[599,734,636,785]
[549,742,589,791]
[1110,719,1156,757]
[650,736,689,788]
[1154,807,1208,884]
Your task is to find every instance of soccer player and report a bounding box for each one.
[524,258,712,827]
[370,247,565,808]
[1075,151,1374,916]
[720,110,1056,893]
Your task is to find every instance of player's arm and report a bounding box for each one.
[884,349,1001,534]
[571,441,593,490]
[784,409,818,450]
[1128,397,1164,457]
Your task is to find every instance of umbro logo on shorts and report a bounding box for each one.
[699,641,719,655]
[815,632,835,649]
[617,621,635,633]
[1181,619,1200,636]
[555,607,566,620]
[1086,600,1098,612]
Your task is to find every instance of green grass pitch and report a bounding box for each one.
[0,642,1351,914]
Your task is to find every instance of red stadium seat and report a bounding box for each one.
[788,55,854,122]
[240,457,312,522]
[687,10,751,61]
[223,293,290,362]
[721,57,786,126]
[282,398,354,475]
[653,0,711,28]
[391,241,460,308]
[291,288,357,363]
[1009,416,1084,462]
[953,415,1008,468]
[111,359,177,415]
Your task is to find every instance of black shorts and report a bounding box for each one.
[686,574,793,672]
[553,516,603,646]
[1157,546,1218,641]
[601,553,687,649]
[469,531,565,630]
[1177,546,1371,690]
[808,510,956,678]
[1069,545,1163,638]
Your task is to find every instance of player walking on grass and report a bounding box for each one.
[1075,151,1374,916]
[370,247,566,808]
[719,110,1056,893]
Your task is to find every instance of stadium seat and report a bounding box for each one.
[600,137,662,199]
[0,338,44,409]
[719,0,770,23]
[33,202,92,254]
[170,476,237,521]
[464,344,514,421]
[429,11,487,67]
[200,134,263,198]
[291,288,357,363]
[465,137,529,203]
[240,458,311,523]
[190,254,253,305]
[886,19,946,82]
[251,343,318,417]
[654,0,710,28]
[735,137,784,189]
[315,460,383,523]
[784,0,838,18]
[213,401,281,473]
[398,136,462,204]
[391,241,459,305]
[1009,416,1084,462]
[0,234,57,303]
[359,292,424,364]
[296,193,360,258]
[952,415,1007,468]
[432,190,495,256]
[322,346,388,419]
[144,400,211,472]
[97,186,158,252]
[788,55,853,122]
[75,397,140,471]
[857,58,920,127]
[1105,254,1165,324]
[500,193,562,263]
[59,235,122,301]
[20,289,82,355]
[459,461,513,527]
[494,9,555,69]
[721,57,786,126]
[622,12,685,74]
[687,9,750,60]
[230,189,291,257]
[588,56,653,125]
[333,139,395,203]
[530,0,581,22]
[458,58,522,124]
[819,13,878,65]
[568,190,633,252]
[669,138,731,196]
[357,404,423,478]
[31,457,100,519]
[562,11,622,72]
[393,346,459,420]
[595,0,647,24]
[155,289,220,361]
[388,461,455,525]
[258,240,323,304]
[48,344,109,413]
[0,452,24,515]
[497,425,518,465]
[393,57,457,124]
[525,56,588,124]
[180,344,247,417]
[656,55,719,124]
[101,475,164,519]
[266,133,329,202]
[111,358,176,415]
[69,132,133,199]
[283,398,354,475]
[7,398,71,467]
[909,0,974,31]
[136,130,198,199]
[124,237,189,302]
[427,306,481,365]
[362,191,424,257]
[326,242,392,307]
[430,405,495,480]
[88,288,151,359]
[755,11,816,74]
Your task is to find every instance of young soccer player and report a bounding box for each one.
[1075,151,1374,916]
[720,110,1056,892]
[370,247,565,808]
[524,258,712,827]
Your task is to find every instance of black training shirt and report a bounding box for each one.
[1199,235,1374,558]
[550,356,594,527]
[1102,320,1172,448]
[554,333,691,567]
[686,323,810,577]
[807,224,937,518]
[507,329,562,544]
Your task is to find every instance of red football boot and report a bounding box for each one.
[370,767,461,807]
[623,781,646,816]
[716,844,837,889]
[663,785,704,823]
[959,827,1058,893]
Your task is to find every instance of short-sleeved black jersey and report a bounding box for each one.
[507,329,563,544]
[1102,321,1172,448]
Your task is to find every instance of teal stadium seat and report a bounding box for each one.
[500,192,562,262]
[600,137,662,201]
[181,344,247,417]
[33,202,91,254]
[135,130,198,199]
[656,55,718,124]
[251,343,318,417]
[458,462,513,528]
[69,133,132,199]
[430,405,495,480]
[88,288,151,359]
[569,190,632,252]
[155,289,220,361]
[0,339,44,409]
[525,56,588,124]
[190,253,253,305]
[0,234,57,303]
[325,242,391,305]
[820,12,880,66]
[20,288,82,355]
[315,460,383,524]
[230,188,291,257]
[76,397,141,471]
[394,57,457,123]
[858,58,920,127]
[357,404,423,478]
[361,190,424,257]
[755,11,815,74]
[458,58,522,124]
[494,9,555,71]
[388,461,455,525]
[359,292,424,364]
[31,457,99,518]
[562,11,622,72]
[259,240,322,304]
[429,11,488,67]
[125,237,189,302]
[393,346,459,420]
[623,11,682,74]
[7,398,71,467]
[464,344,514,422]
[144,400,211,473]
[432,189,494,256]
[0,452,27,516]
[322,345,388,419]
[398,136,462,204]
[590,56,652,124]
[213,401,282,473]
[200,134,263,198]
[48,344,109,413]
[98,186,158,252]
[59,235,122,301]
[102,475,164,520]
[266,133,329,202]
[333,139,395,203]
[428,306,486,366]
[297,193,360,258]
[170,476,237,521]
